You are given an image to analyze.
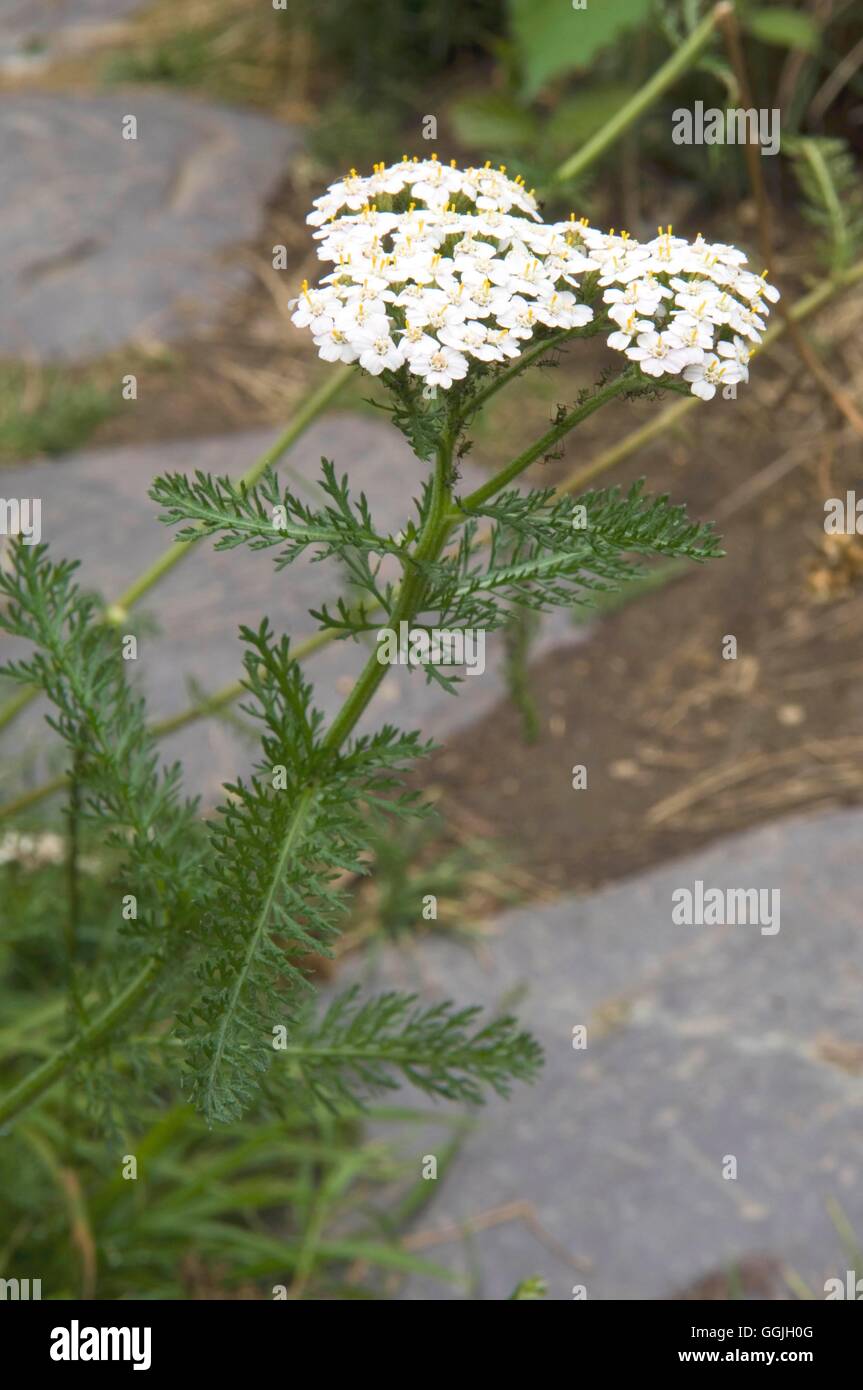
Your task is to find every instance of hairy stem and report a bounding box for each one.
[456,321,604,426]
[321,432,454,754]
[457,369,638,512]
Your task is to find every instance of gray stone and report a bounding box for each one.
[340,809,863,1300]
[0,414,586,806]
[0,92,299,359]
[0,2,145,68]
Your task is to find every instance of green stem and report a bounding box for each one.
[457,323,598,425]
[458,369,638,512]
[0,685,33,733]
[0,957,162,1129]
[321,433,454,754]
[552,2,732,186]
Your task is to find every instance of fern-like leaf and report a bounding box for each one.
[178,618,433,1124]
[0,541,202,938]
[284,986,544,1109]
[150,460,400,568]
[419,481,722,631]
[787,136,863,273]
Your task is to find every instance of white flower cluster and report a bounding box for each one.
[585,222,779,399]
[291,157,779,400]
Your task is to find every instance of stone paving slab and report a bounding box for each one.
[0,1,143,68]
[0,414,586,806]
[0,91,298,359]
[338,808,863,1300]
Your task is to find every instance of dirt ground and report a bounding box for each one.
[423,383,863,893]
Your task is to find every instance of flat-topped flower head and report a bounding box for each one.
[290,160,779,399]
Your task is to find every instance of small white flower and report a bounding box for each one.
[669,313,715,352]
[607,311,654,352]
[399,325,441,362]
[312,324,359,364]
[289,283,337,331]
[406,297,467,334]
[439,320,504,362]
[671,285,722,323]
[727,303,766,341]
[625,329,700,376]
[642,226,691,275]
[683,353,739,400]
[716,334,752,382]
[411,345,469,389]
[494,295,539,338]
[753,274,781,304]
[533,291,592,330]
[605,280,665,321]
[354,328,404,376]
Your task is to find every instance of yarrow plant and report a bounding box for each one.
[0,157,776,1137]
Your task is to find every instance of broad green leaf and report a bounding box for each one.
[743,7,820,53]
[449,91,539,153]
[509,0,652,99]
